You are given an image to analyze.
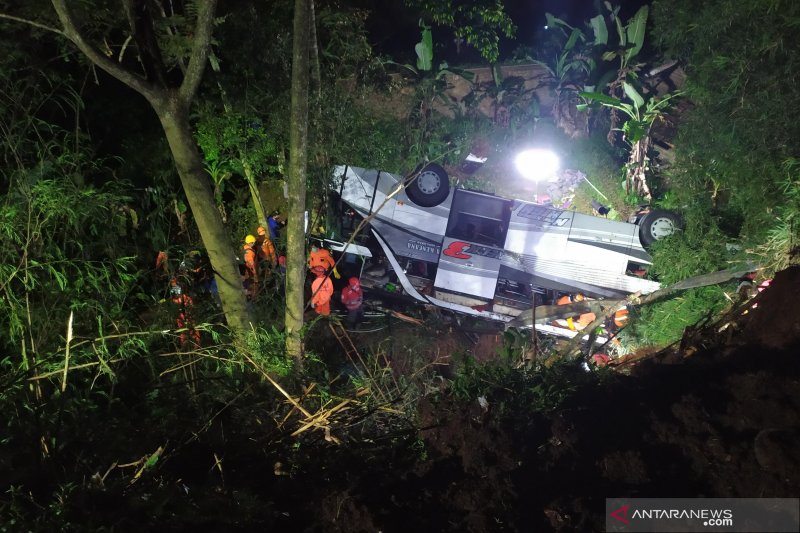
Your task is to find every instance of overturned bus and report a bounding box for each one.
[329,164,679,326]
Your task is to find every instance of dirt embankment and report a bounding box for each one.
[40,269,799,532]
[282,268,800,532]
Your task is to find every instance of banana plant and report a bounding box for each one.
[587,3,650,141]
[533,13,597,138]
[592,2,648,73]
[578,82,683,200]
[385,21,474,158]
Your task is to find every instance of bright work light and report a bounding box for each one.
[514,149,560,182]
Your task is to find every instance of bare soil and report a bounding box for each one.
[273,267,800,531]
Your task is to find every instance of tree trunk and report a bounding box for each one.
[157,96,254,331]
[627,136,653,201]
[242,159,268,228]
[48,0,254,330]
[285,0,311,361]
[308,0,321,103]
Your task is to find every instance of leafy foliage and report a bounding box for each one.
[652,0,800,246]
[622,286,730,348]
[450,354,591,415]
[404,0,516,63]
[240,326,294,377]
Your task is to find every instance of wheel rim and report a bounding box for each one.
[417,170,441,194]
[649,217,676,239]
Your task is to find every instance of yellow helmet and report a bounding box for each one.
[245,234,256,244]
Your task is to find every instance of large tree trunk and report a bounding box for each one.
[285,0,311,361]
[157,96,254,331]
[50,0,253,332]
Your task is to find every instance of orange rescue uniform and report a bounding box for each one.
[256,227,277,267]
[311,275,333,316]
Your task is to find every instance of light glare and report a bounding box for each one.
[515,149,560,181]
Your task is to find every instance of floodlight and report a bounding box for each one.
[514,149,560,182]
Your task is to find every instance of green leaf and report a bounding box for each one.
[208,51,221,73]
[614,12,626,46]
[415,25,433,71]
[545,13,573,32]
[624,121,646,143]
[623,81,645,109]
[564,28,582,51]
[52,270,67,291]
[619,102,635,117]
[144,451,160,469]
[601,51,617,61]
[595,69,617,93]
[624,5,648,63]
[578,91,621,106]
[590,15,608,45]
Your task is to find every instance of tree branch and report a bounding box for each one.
[179,0,218,105]
[0,12,64,36]
[51,0,160,104]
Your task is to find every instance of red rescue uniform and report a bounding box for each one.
[170,280,200,347]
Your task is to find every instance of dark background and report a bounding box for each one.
[354,0,651,64]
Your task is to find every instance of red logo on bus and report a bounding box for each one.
[442,241,471,259]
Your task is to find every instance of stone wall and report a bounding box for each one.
[436,63,554,119]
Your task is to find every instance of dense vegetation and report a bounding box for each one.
[1,0,797,528]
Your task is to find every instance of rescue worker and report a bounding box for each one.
[243,234,258,299]
[310,271,333,317]
[155,250,171,285]
[613,308,629,328]
[556,293,585,306]
[268,211,284,241]
[340,276,364,328]
[155,250,169,275]
[170,277,200,347]
[575,309,597,330]
[308,244,338,277]
[604,307,630,334]
[256,226,278,265]
[554,293,596,331]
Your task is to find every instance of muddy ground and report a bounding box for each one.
[7,269,800,532]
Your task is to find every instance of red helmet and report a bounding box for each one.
[348,277,360,288]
